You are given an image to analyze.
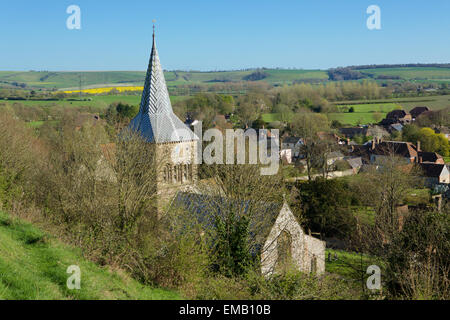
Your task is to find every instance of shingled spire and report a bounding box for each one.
[129,28,197,143]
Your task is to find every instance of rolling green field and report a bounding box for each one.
[335,94,450,111]
[262,102,398,125]
[0,69,329,90]
[1,94,189,109]
[0,71,147,89]
[326,112,386,126]
[262,94,450,126]
[2,66,450,90]
[0,211,180,300]
[336,103,401,113]
[357,67,450,82]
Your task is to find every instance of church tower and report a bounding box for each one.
[129,28,198,206]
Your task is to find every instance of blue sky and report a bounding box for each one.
[0,0,449,71]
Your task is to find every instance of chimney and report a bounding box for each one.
[417,140,421,152]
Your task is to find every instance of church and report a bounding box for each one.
[127,29,325,276]
[128,29,199,203]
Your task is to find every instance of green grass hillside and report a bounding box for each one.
[357,67,450,82]
[0,211,180,300]
[0,69,328,89]
[2,66,449,90]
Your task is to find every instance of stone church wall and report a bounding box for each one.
[261,203,325,277]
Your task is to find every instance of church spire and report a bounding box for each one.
[128,28,198,143]
[138,25,172,115]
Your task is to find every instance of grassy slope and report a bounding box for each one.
[325,249,373,281]
[0,211,180,300]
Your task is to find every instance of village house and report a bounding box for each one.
[317,131,347,145]
[366,125,390,139]
[419,163,450,186]
[380,109,412,126]
[281,136,304,158]
[345,156,363,172]
[418,150,445,164]
[410,106,430,120]
[326,150,345,166]
[389,123,403,134]
[370,140,418,163]
[280,148,292,164]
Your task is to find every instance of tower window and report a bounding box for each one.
[183,164,188,181]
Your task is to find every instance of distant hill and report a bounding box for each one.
[0,64,449,90]
[328,64,450,82]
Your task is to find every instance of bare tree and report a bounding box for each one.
[291,113,335,180]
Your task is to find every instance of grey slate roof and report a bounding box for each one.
[170,192,283,254]
[390,123,403,132]
[129,31,198,143]
[346,157,363,169]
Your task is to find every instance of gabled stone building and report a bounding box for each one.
[171,192,326,276]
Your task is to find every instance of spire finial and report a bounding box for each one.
[152,20,156,39]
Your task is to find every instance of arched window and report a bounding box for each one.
[173,165,177,183]
[183,164,188,181]
[276,230,292,274]
[176,165,182,183]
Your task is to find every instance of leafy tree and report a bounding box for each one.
[105,102,139,128]
[218,95,235,115]
[213,210,251,277]
[403,125,450,156]
[418,127,449,156]
[236,101,259,128]
[290,113,333,180]
[295,178,358,239]
[273,104,293,123]
[199,163,284,277]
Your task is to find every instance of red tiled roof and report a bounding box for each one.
[372,141,417,159]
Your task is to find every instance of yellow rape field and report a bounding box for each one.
[61,86,144,94]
